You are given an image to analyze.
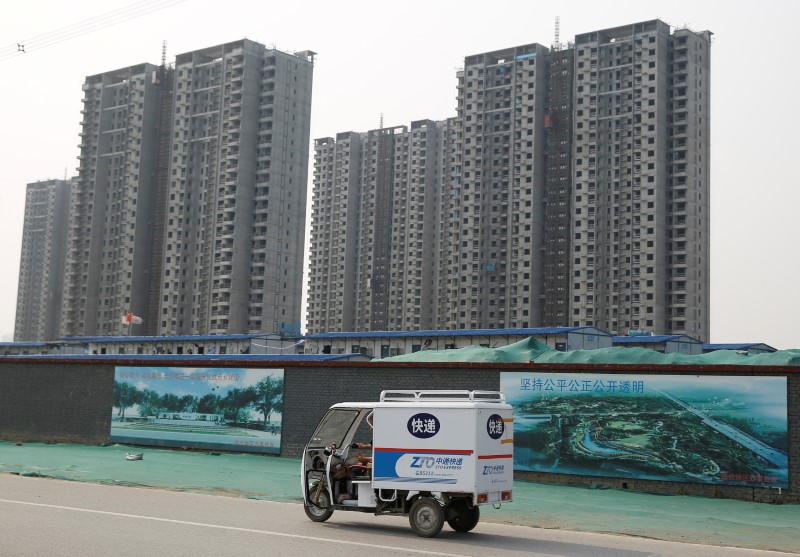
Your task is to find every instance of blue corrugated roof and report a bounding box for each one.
[61,334,287,343]
[304,327,608,340]
[613,335,701,344]
[704,343,776,351]
[0,342,49,347]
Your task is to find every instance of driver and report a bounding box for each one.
[351,413,374,466]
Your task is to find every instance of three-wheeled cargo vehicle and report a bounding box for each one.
[301,390,513,537]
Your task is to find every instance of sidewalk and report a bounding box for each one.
[1,441,798,554]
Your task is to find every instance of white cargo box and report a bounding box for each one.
[371,390,513,501]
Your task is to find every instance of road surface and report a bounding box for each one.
[0,475,791,557]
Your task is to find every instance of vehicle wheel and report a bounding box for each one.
[409,497,445,538]
[304,483,334,522]
[447,500,480,532]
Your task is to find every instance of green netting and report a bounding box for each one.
[1,440,799,553]
[383,337,800,366]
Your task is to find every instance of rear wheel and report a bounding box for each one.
[304,483,334,522]
[409,497,444,538]
[446,500,480,532]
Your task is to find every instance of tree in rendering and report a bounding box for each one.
[253,376,284,427]
[113,381,140,421]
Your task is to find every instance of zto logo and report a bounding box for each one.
[407,413,440,438]
[487,414,504,439]
[410,456,437,468]
[483,464,505,475]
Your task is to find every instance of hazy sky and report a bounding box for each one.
[1,0,798,348]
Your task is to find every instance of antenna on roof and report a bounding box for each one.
[553,16,561,51]
[380,113,384,129]
[161,40,167,67]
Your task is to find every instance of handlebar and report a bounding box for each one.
[323,444,346,459]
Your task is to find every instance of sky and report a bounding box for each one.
[1,0,798,348]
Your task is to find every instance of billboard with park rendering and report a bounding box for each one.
[501,372,788,488]
[111,367,284,454]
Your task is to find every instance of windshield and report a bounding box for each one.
[308,409,360,448]
[352,411,373,446]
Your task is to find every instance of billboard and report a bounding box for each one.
[501,373,788,487]
[111,367,284,454]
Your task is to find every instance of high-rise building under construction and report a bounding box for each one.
[61,62,166,337]
[57,39,313,338]
[570,20,711,339]
[15,179,71,341]
[308,120,452,333]
[307,19,711,340]
[157,41,314,336]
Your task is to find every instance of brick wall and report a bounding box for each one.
[0,359,797,503]
[0,362,113,444]
[280,365,499,457]
[787,374,799,503]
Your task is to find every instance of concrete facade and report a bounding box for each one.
[308,122,448,334]
[158,40,313,336]
[389,120,445,331]
[15,179,71,341]
[308,133,361,333]
[542,48,575,326]
[53,40,313,340]
[308,43,553,334]
[307,19,711,341]
[570,21,712,340]
[61,64,164,337]
[449,43,551,330]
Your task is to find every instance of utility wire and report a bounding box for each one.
[249,340,305,351]
[0,0,186,62]
[1,0,172,52]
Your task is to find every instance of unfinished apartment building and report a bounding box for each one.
[388,120,447,331]
[309,44,552,333]
[310,19,712,339]
[307,120,447,334]
[447,43,551,329]
[158,40,314,336]
[61,63,165,337]
[15,179,71,341]
[541,47,575,326]
[570,20,711,339]
[56,39,313,338]
[308,133,361,333]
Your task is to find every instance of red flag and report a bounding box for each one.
[120,311,142,325]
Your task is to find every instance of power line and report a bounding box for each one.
[2,0,172,51]
[1,0,182,56]
[0,0,186,62]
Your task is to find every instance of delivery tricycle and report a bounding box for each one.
[301,390,513,537]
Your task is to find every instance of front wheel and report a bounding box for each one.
[447,500,480,532]
[409,497,444,538]
[304,483,334,522]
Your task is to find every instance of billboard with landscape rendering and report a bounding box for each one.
[111,367,284,454]
[501,372,788,488]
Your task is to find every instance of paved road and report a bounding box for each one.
[0,475,791,557]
